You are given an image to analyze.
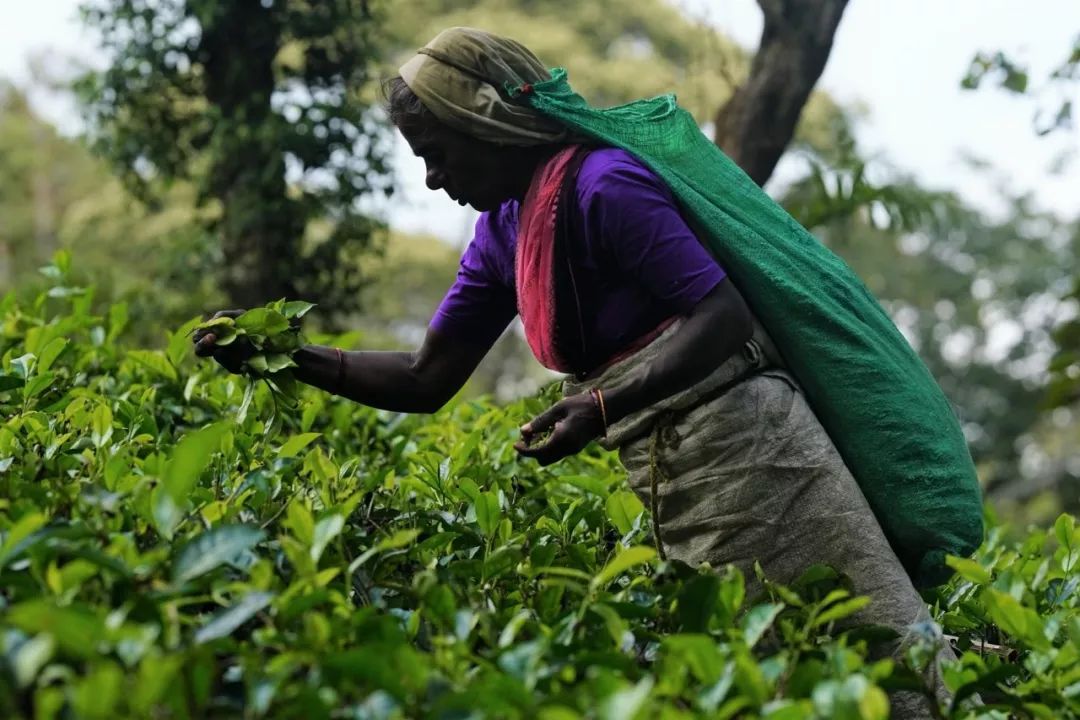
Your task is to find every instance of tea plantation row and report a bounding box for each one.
[0,256,1077,718]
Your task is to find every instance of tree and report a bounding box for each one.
[962,34,1079,137]
[714,0,850,185]
[964,35,1080,410]
[959,32,1080,514]
[77,0,392,317]
[0,84,104,286]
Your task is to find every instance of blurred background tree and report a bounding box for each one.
[75,0,393,319]
[957,31,1080,517]
[0,84,101,284]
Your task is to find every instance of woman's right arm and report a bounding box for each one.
[290,328,490,414]
[196,210,517,414]
[194,323,490,415]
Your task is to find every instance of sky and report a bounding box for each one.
[2,0,1078,246]
[683,0,1080,216]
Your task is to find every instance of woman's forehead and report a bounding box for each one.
[401,118,474,154]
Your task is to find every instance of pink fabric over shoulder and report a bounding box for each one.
[515,145,580,372]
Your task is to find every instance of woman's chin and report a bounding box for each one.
[467,198,499,212]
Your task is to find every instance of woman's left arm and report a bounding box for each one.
[516,279,751,465]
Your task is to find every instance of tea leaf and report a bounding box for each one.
[236,308,290,335]
[311,514,345,563]
[91,403,113,448]
[946,555,992,585]
[0,512,47,569]
[742,603,784,647]
[194,591,274,644]
[127,349,179,381]
[279,432,321,459]
[605,490,644,535]
[168,316,202,368]
[37,338,69,374]
[592,546,656,589]
[173,524,266,585]
[282,301,316,319]
[813,596,871,627]
[162,422,228,504]
[7,601,103,659]
[475,492,501,537]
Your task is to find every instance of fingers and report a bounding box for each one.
[194,332,218,357]
[212,347,245,374]
[515,422,573,466]
[519,403,566,443]
[193,309,245,356]
[515,396,603,466]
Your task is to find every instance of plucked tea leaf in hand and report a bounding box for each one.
[236,308,290,336]
[282,301,316,319]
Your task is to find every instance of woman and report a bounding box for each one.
[196,27,964,716]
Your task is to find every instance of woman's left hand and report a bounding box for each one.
[514,393,605,466]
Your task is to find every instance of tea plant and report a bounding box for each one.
[0,253,1076,719]
[191,299,315,435]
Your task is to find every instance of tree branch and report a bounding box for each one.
[715,0,851,186]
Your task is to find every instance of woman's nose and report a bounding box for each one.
[426,166,445,191]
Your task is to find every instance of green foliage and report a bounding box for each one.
[192,299,315,436]
[962,51,1031,95]
[0,85,104,282]
[962,35,1079,136]
[1050,295,1080,409]
[0,253,1076,718]
[0,87,222,338]
[958,31,1080,514]
[936,513,1080,717]
[76,0,392,316]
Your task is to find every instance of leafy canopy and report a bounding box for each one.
[77,0,393,315]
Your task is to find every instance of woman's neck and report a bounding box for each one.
[506,145,562,202]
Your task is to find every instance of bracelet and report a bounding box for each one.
[589,387,608,437]
[333,347,345,395]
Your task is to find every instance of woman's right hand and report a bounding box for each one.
[193,309,255,374]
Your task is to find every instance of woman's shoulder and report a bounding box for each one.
[576,146,667,204]
[466,201,519,284]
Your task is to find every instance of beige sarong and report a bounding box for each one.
[565,316,955,719]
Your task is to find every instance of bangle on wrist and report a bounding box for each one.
[333,347,345,395]
[589,387,608,437]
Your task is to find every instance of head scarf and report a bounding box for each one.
[398,27,569,146]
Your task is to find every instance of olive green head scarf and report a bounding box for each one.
[398,27,569,146]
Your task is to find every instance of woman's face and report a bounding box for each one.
[398,118,528,212]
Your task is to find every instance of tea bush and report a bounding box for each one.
[0,254,1077,719]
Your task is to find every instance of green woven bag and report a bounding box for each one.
[514,70,983,587]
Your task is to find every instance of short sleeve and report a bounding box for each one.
[577,151,726,313]
[429,209,518,349]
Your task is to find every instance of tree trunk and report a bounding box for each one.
[714,0,850,186]
[200,2,301,308]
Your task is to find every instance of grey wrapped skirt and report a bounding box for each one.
[566,318,954,718]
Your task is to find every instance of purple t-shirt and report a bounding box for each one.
[430,148,726,362]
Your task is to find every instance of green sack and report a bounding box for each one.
[514,70,984,587]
